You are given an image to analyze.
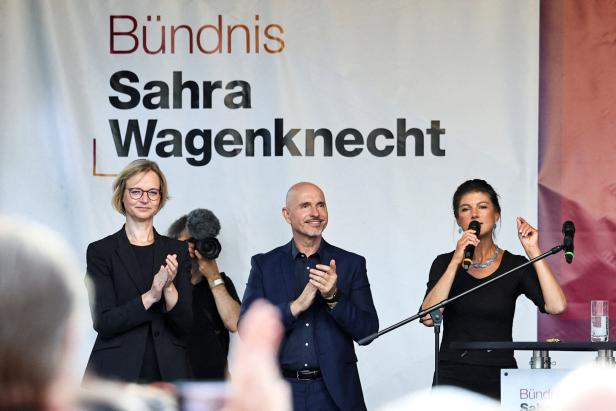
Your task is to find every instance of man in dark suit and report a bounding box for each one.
[240,182,379,411]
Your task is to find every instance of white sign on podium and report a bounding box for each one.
[501,369,570,410]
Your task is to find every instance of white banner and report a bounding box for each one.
[0,1,539,408]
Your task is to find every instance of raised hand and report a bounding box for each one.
[309,259,338,299]
[153,265,169,296]
[163,254,178,288]
[194,249,222,281]
[226,301,290,411]
[517,217,540,258]
[290,281,318,318]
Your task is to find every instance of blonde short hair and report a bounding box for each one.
[111,160,170,215]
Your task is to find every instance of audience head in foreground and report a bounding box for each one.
[0,216,83,410]
[544,364,616,411]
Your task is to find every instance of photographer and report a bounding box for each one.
[168,210,241,380]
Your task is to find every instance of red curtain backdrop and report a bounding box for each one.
[538,0,616,341]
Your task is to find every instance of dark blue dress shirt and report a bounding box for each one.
[278,241,323,370]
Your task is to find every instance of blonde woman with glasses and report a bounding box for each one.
[84,160,193,383]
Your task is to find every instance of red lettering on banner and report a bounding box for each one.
[110,15,138,54]
[196,15,223,54]
[264,24,285,53]
[143,15,165,54]
[109,14,285,55]
[170,25,194,54]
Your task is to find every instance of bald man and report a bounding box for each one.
[240,182,379,411]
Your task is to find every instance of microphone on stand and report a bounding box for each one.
[462,220,481,270]
[562,220,575,264]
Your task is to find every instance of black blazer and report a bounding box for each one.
[85,227,193,382]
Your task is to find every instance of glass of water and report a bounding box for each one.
[591,300,609,342]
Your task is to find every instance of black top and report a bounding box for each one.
[131,243,161,382]
[131,243,154,286]
[187,272,240,380]
[425,250,546,367]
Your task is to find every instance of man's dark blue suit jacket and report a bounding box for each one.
[240,239,379,411]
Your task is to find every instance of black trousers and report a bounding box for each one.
[433,360,503,400]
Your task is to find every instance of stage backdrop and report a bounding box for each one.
[538,2,616,342]
[1,1,548,408]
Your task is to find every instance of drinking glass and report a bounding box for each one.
[591,300,609,342]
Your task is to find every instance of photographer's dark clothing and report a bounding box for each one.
[425,250,547,399]
[188,272,240,380]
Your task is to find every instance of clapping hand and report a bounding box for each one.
[150,254,178,300]
[309,259,338,299]
[163,254,178,288]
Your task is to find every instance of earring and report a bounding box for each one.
[458,227,463,234]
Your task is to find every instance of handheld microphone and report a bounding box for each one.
[462,220,481,270]
[562,220,575,264]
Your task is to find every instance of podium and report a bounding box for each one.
[450,341,616,407]
[450,341,616,368]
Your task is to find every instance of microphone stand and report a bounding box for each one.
[357,244,566,385]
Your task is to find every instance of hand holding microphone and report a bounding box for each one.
[459,220,481,270]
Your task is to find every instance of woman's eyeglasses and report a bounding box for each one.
[127,188,161,201]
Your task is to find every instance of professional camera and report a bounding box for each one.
[186,208,222,260]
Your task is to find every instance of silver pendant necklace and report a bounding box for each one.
[471,246,500,269]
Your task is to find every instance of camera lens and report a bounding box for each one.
[196,237,222,259]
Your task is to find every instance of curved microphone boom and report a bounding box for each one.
[562,220,575,264]
[462,220,481,270]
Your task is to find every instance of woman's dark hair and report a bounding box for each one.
[452,179,501,218]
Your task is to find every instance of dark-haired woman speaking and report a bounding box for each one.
[421,179,566,399]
